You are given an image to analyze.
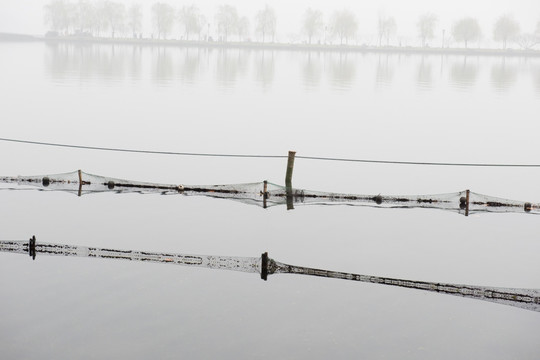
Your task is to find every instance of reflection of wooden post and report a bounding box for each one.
[261,252,269,280]
[78,169,83,197]
[28,235,36,260]
[285,151,296,210]
[465,189,470,217]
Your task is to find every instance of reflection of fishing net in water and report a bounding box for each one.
[2,238,540,312]
[0,240,261,274]
[2,170,539,215]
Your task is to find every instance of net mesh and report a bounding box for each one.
[1,170,539,215]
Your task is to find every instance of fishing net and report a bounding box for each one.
[468,191,537,214]
[268,184,465,213]
[1,170,539,215]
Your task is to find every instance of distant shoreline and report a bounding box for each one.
[1,32,539,58]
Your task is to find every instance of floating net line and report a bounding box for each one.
[2,238,539,313]
[1,170,539,215]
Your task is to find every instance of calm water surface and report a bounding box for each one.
[1,41,539,359]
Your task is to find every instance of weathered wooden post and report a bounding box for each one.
[285,151,296,210]
[263,180,268,209]
[78,169,83,197]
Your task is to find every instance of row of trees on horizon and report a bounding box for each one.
[44,0,540,49]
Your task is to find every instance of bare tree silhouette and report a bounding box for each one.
[330,9,357,45]
[302,8,323,44]
[417,13,437,47]
[255,5,277,43]
[493,14,520,49]
[452,17,481,48]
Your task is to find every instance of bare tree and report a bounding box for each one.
[417,13,437,47]
[93,1,109,36]
[378,15,397,46]
[535,20,540,46]
[452,17,481,48]
[330,9,357,45]
[302,8,323,44]
[237,16,249,41]
[516,21,540,49]
[152,2,175,39]
[516,33,538,49]
[75,0,97,35]
[178,5,204,40]
[127,4,142,38]
[493,15,520,49]
[102,1,125,38]
[255,5,277,43]
[215,5,239,42]
[44,0,71,33]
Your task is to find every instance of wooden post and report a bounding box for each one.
[263,180,268,209]
[285,151,296,210]
[78,169,83,197]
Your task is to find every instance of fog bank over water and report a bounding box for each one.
[1,0,539,47]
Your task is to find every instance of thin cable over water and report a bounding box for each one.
[2,137,540,168]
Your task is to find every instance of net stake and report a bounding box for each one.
[285,151,296,210]
[263,180,268,209]
[77,169,83,197]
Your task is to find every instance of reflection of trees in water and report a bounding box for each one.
[301,52,322,88]
[535,65,540,94]
[129,46,142,81]
[253,50,275,90]
[45,43,133,82]
[490,58,517,91]
[375,54,394,87]
[152,47,174,84]
[215,48,250,88]
[449,56,478,88]
[44,43,71,80]
[416,56,432,89]
[177,47,204,84]
[328,52,356,90]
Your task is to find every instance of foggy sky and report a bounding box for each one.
[1,0,539,45]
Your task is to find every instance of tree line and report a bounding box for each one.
[44,1,540,49]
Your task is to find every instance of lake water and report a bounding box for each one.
[1,41,540,359]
